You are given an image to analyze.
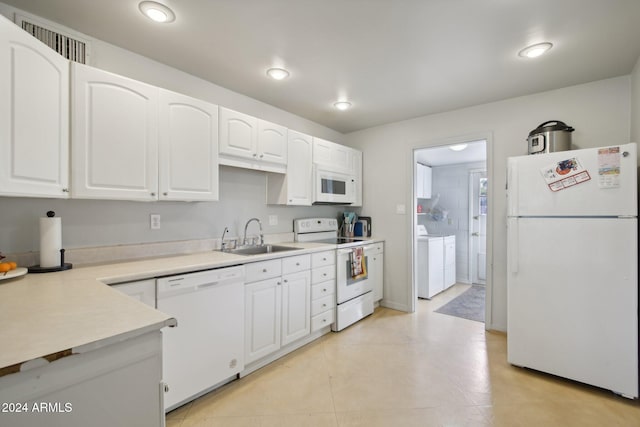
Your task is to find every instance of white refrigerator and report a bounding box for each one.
[507,142,638,398]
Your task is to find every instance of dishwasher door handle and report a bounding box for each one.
[197,281,220,289]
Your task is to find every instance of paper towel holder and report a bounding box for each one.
[28,249,73,273]
[29,211,73,273]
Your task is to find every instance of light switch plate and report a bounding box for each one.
[396,204,406,214]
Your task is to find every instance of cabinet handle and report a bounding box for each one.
[295,262,300,266]
[283,279,288,283]
[322,288,327,292]
[322,319,327,323]
[163,192,168,196]
[150,192,156,197]
[322,273,327,277]
[253,153,257,157]
[62,188,69,193]
[277,281,281,285]
[263,268,267,273]
[259,154,264,158]
[322,257,327,261]
[322,303,327,307]
[164,384,170,393]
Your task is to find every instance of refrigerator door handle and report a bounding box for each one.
[508,218,518,274]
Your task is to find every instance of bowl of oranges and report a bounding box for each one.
[0,252,26,281]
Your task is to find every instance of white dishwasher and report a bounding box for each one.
[157,265,245,411]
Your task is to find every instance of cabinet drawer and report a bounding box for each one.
[282,254,311,274]
[245,259,282,283]
[311,280,335,300]
[311,250,335,268]
[312,265,335,284]
[311,294,335,316]
[311,309,335,332]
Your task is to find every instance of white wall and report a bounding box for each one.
[345,76,631,331]
[0,5,348,255]
[632,56,640,142]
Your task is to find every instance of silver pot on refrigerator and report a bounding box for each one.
[527,120,574,154]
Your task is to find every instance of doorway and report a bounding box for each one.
[412,138,488,321]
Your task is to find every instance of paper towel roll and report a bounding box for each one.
[40,217,62,268]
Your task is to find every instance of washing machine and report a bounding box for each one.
[416,225,444,299]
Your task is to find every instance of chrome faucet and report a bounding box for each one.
[220,226,230,251]
[243,218,263,246]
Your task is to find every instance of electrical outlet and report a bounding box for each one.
[268,215,278,226]
[150,214,161,230]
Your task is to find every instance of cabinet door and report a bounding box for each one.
[257,119,287,165]
[158,90,219,201]
[423,164,432,199]
[0,17,69,198]
[71,63,158,200]
[281,270,311,346]
[219,107,257,160]
[416,164,425,198]
[245,278,281,364]
[312,137,351,172]
[351,149,362,207]
[286,130,313,205]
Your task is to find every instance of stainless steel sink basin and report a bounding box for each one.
[224,244,299,256]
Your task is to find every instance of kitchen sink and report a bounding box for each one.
[224,244,299,256]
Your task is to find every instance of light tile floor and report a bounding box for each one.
[166,284,640,426]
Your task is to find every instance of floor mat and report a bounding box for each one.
[434,285,485,322]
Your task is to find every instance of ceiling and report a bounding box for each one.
[416,140,486,167]
[5,0,640,134]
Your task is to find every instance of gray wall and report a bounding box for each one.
[0,167,346,253]
[632,56,640,142]
[345,76,632,331]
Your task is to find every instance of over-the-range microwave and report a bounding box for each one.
[312,166,355,205]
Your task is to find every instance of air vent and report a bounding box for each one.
[16,15,89,64]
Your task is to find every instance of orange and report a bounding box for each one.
[8,262,17,270]
[0,263,10,273]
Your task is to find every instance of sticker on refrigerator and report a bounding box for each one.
[540,157,591,192]
[597,146,621,188]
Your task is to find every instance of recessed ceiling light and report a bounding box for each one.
[266,68,290,80]
[333,101,352,111]
[449,144,468,152]
[518,42,553,58]
[139,1,175,23]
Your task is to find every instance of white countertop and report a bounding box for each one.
[0,241,339,373]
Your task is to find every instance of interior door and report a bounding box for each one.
[470,170,487,284]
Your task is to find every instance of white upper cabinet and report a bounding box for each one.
[416,163,432,199]
[312,137,351,173]
[257,120,287,165]
[158,89,219,201]
[219,107,287,173]
[71,63,158,201]
[351,149,363,207]
[219,107,257,160]
[266,130,313,206]
[0,16,69,198]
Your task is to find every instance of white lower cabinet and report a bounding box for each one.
[0,331,165,427]
[365,243,384,302]
[244,255,311,365]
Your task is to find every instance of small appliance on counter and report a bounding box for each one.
[354,216,372,237]
[527,120,574,155]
